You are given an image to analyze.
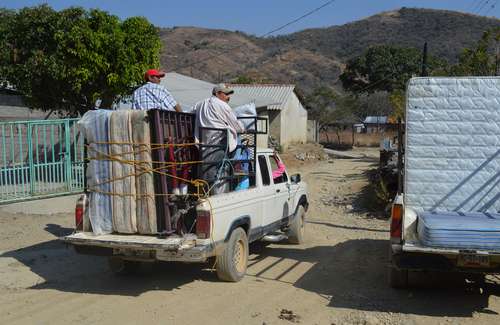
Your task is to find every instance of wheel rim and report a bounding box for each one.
[233,239,246,273]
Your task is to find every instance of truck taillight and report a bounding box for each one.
[75,206,84,231]
[75,195,86,231]
[196,210,211,239]
[390,203,403,241]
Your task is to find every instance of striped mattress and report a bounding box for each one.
[417,211,500,250]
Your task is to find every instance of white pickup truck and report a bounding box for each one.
[63,148,308,282]
[389,77,500,288]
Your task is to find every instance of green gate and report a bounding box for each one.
[0,118,85,204]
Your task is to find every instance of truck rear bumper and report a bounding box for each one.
[391,242,500,273]
[62,232,214,263]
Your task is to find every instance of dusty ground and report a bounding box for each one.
[1,147,499,325]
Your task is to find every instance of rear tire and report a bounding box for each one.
[287,206,305,244]
[216,228,249,282]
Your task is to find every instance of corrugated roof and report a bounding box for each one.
[228,84,296,110]
[161,72,214,110]
[117,73,281,111]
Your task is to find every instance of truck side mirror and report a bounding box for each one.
[291,173,301,184]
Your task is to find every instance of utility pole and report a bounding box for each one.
[495,40,499,76]
[421,42,429,77]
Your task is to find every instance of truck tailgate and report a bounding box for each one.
[63,232,196,250]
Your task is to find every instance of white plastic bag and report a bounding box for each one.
[233,103,257,131]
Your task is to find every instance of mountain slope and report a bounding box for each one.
[159,8,499,93]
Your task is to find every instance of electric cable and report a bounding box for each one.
[176,0,338,71]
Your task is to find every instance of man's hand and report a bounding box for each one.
[174,104,182,113]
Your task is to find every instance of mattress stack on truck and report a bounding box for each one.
[405,78,500,250]
[78,109,198,235]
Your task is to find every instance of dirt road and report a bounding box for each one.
[1,150,499,325]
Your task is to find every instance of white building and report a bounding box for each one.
[228,84,308,149]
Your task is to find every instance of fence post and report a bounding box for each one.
[64,119,72,192]
[27,123,34,195]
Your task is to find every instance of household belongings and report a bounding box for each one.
[79,110,158,235]
[148,109,198,233]
[78,110,196,235]
[404,77,500,249]
[78,108,259,235]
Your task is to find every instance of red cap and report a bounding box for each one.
[144,69,165,80]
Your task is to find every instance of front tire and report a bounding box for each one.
[287,205,305,244]
[216,227,249,282]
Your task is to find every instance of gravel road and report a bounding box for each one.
[0,149,499,325]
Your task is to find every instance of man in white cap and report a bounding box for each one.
[193,84,244,194]
[132,69,182,112]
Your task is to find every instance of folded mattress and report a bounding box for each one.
[109,111,137,234]
[130,110,157,234]
[77,110,113,235]
[417,211,500,250]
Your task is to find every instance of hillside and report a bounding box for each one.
[159,8,499,93]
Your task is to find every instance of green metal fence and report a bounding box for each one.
[0,118,85,204]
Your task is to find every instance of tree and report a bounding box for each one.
[0,9,15,88]
[451,27,500,76]
[0,5,161,116]
[340,45,446,93]
[305,87,358,144]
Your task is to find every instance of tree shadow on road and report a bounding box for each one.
[0,236,217,297]
[250,239,500,317]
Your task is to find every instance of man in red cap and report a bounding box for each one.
[132,69,181,112]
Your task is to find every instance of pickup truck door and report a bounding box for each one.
[257,155,277,234]
[260,154,291,232]
[269,154,292,224]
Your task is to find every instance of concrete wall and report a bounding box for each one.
[0,106,50,122]
[268,110,281,143]
[280,94,307,147]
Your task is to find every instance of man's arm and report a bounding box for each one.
[174,103,182,112]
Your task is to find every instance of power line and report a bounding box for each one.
[469,0,485,11]
[484,0,499,14]
[476,0,491,14]
[260,0,337,38]
[176,0,337,71]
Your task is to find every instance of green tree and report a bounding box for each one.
[305,87,358,143]
[451,27,500,76]
[339,45,446,93]
[0,5,161,116]
[0,9,15,88]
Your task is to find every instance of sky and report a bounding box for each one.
[1,0,499,36]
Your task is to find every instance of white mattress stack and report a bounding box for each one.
[405,77,500,213]
[406,78,500,249]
